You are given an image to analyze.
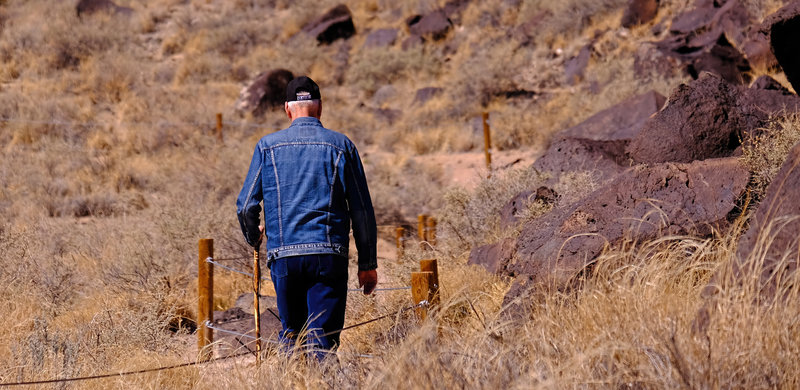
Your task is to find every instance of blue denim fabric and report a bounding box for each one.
[269,254,348,355]
[236,117,377,271]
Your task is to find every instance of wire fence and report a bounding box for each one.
[0,301,425,387]
[206,256,411,293]
[0,116,281,131]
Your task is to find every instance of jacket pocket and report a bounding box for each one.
[269,258,288,279]
[317,255,348,281]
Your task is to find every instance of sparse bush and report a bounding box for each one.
[438,168,547,251]
[742,113,800,200]
[346,46,442,94]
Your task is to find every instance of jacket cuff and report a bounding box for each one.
[357,260,377,272]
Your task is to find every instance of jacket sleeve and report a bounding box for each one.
[344,145,378,271]
[236,144,264,247]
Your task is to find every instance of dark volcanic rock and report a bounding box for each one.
[564,44,592,85]
[741,32,779,72]
[531,91,665,188]
[468,238,515,274]
[621,0,659,28]
[414,87,443,105]
[707,142,800,299]
[408,10,452,40]
[76,0,133,18]
[302,4,356,45]
[401,35,424,50]
[627,73,743,164]
[502,157,749,291]
[235,69,294,118]
[658,0,754,83]
[738,77,800,135]
[533,137,629,185]
[750,75,791,93]
[687,35,751,84]
[560,91,666,141]
[634,44,681,80]
[363,28,398,48]
[763,1,800,93]
[499,186,558,230]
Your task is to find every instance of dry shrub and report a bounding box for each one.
[346,46,443,95]
[438,168,548,252]
[743,112,800,200]
[519,0,627,46]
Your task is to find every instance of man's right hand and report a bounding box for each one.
[255,225,265,247]
[358,269,377,295]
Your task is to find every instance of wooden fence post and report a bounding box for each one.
[482,112,492,174]
[253,248,262,365]
[420,259,440,305]
[198,238,214,361]
[216,113,223,142]
[425,217,436,247]
[396,226,405,260]
[411,271,433,320]
[417,214,427,242]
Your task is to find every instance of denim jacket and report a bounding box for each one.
[236,117,377,271]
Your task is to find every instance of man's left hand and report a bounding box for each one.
[358,269,378,295]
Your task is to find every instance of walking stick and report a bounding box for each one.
[253,245,262,365]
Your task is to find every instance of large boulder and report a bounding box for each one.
[709,142,800,299]
[498,186,557,230]
[408,10,452,41]
[627,73,743,164]
[532,137,629,185]
[531,90,665,186]
[657,0,753,84]
[621,0,660,28]
[363,28,398,49]
[76,0,133,18]
[234,69,294,118]
[559,90,666,141]
[763,1,800,93]
[628,73,800,164]
[302,4,356,45]
[564,43,592,85]
[493,157,750,292]
[468,238,516,274]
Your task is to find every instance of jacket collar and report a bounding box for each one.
[290,117,322,127]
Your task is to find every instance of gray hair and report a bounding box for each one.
[287,99,321,112]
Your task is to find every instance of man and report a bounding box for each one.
[236,76,378,356]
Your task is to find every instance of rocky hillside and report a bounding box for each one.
[2,0,800,388]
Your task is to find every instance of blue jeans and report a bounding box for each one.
[269,254,348,356]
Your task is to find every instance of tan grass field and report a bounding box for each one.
[1,0,799,388]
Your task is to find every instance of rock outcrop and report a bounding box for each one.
[532,90,665,186]
[499,157,749,293]
[762,1,800,93]
[707,142,800,299]
[235,69,294,118]
[656,0,753,84]
[627,73,743,164]
[621,0,659,28]
[76,0,133,18]
[627,73,800,164]
[363,29,398,49]
[408,10,452,41]
[302,4,356,45]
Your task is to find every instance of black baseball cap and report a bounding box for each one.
[286,76,321,102]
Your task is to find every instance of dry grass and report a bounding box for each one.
[1,0,798,387]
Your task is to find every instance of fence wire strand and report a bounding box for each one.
[0,116,281,131]
[208,257,410,293]
[0,302,423,386]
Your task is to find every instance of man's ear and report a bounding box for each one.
[317,100,322,119]
[284,102,292,120]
